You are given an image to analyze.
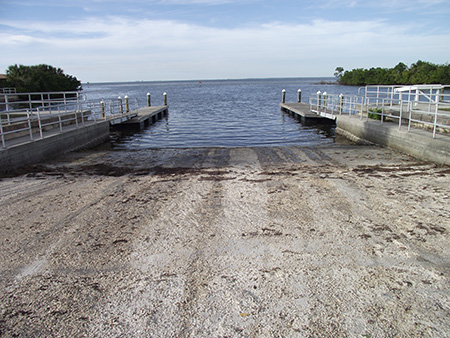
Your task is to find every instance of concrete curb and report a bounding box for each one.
[0,121,110,171]
[336,115,450,165]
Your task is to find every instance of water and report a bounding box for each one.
[82,78,360,149]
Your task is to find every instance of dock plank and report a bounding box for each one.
[119,106,168,130]
[280,102,335,125]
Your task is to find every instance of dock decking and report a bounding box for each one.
[280,102,335,125]
[117,106,168,130]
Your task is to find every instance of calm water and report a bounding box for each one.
[82,78,360,149]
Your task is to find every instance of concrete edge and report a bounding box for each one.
[0,121,110,171]
[336,115,450,165]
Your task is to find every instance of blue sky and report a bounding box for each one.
[1,0,449,82]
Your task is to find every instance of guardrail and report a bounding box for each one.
[309,85,450,138]
[1,91,84,112]
[0,97,139,149]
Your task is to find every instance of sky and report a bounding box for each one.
[1,0,449,83]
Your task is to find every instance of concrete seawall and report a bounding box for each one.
[0,121,110,172]
[336,115,450,166]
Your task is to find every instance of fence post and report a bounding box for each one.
[27,110,33,140]
[317,91,321,111]
[297,89,302,103]
[125,96,130,113]
[58,106,63,132]
[433,102,439,139]
[282,89,286,103]
[118,97,123,114]
[5,94,9,112]
[0,114,5,148]
[163,92,168,106]
[37,109,43,139]
[101,100,105,118]
[147,92,151,107]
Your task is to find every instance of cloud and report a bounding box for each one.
[1,15,449,81]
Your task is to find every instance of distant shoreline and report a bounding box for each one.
[82,76,337,86]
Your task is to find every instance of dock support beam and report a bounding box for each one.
[147,92,151,107]
[163,92,168,106]
[282,89,286,103]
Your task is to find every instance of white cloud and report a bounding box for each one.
[1,15,449,81]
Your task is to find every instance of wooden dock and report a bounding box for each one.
[280,102,335,125]
[116,106,168,130]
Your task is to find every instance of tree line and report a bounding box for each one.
[334,60,450,86]
[2,64,81,92]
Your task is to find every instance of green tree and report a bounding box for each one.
[5,64,81,92]
[335,61,450,86]
[334,67,344,81]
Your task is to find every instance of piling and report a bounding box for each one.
[101,100,105,117]
[118,97,123,114]
[163,92,168,106]
[147,93,151,107]
[125,96,130,113]
[282,89,286,104]
[298,89,302,103]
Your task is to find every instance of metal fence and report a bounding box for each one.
[309,85,450,138]
[0,91,84,112]
[0,95,139,149]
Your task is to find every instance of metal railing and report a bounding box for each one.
[0,96,139,149]
[1,91,84,112]
[310,92,364,117]
[309,85,450,138]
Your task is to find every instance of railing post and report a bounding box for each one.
[75,110,79,129]
[27,110,33,140]
[0,114,5,148]
[433,102,439,139]
[163,92,168,106]
[37,108,43,139]
[339,94,343,115]
[317,91,321,111]
[125,95,130,113]
[5,94,9,112]
[147,92,151,107]
[323,92,327,112]
[101,100,105,118]
[81,102,86,126]
[118,96,123,114]
[297,89,302,103]
[282,89,286,103]
[58,106,63,132]
[399,99,403,129]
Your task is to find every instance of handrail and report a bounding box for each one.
[1,91,84,113]
[0,96,140,149]
[309,85,450,138]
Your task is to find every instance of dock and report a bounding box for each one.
[0,105,169,171]
[115,106,168,130]
[280,102,335,125]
